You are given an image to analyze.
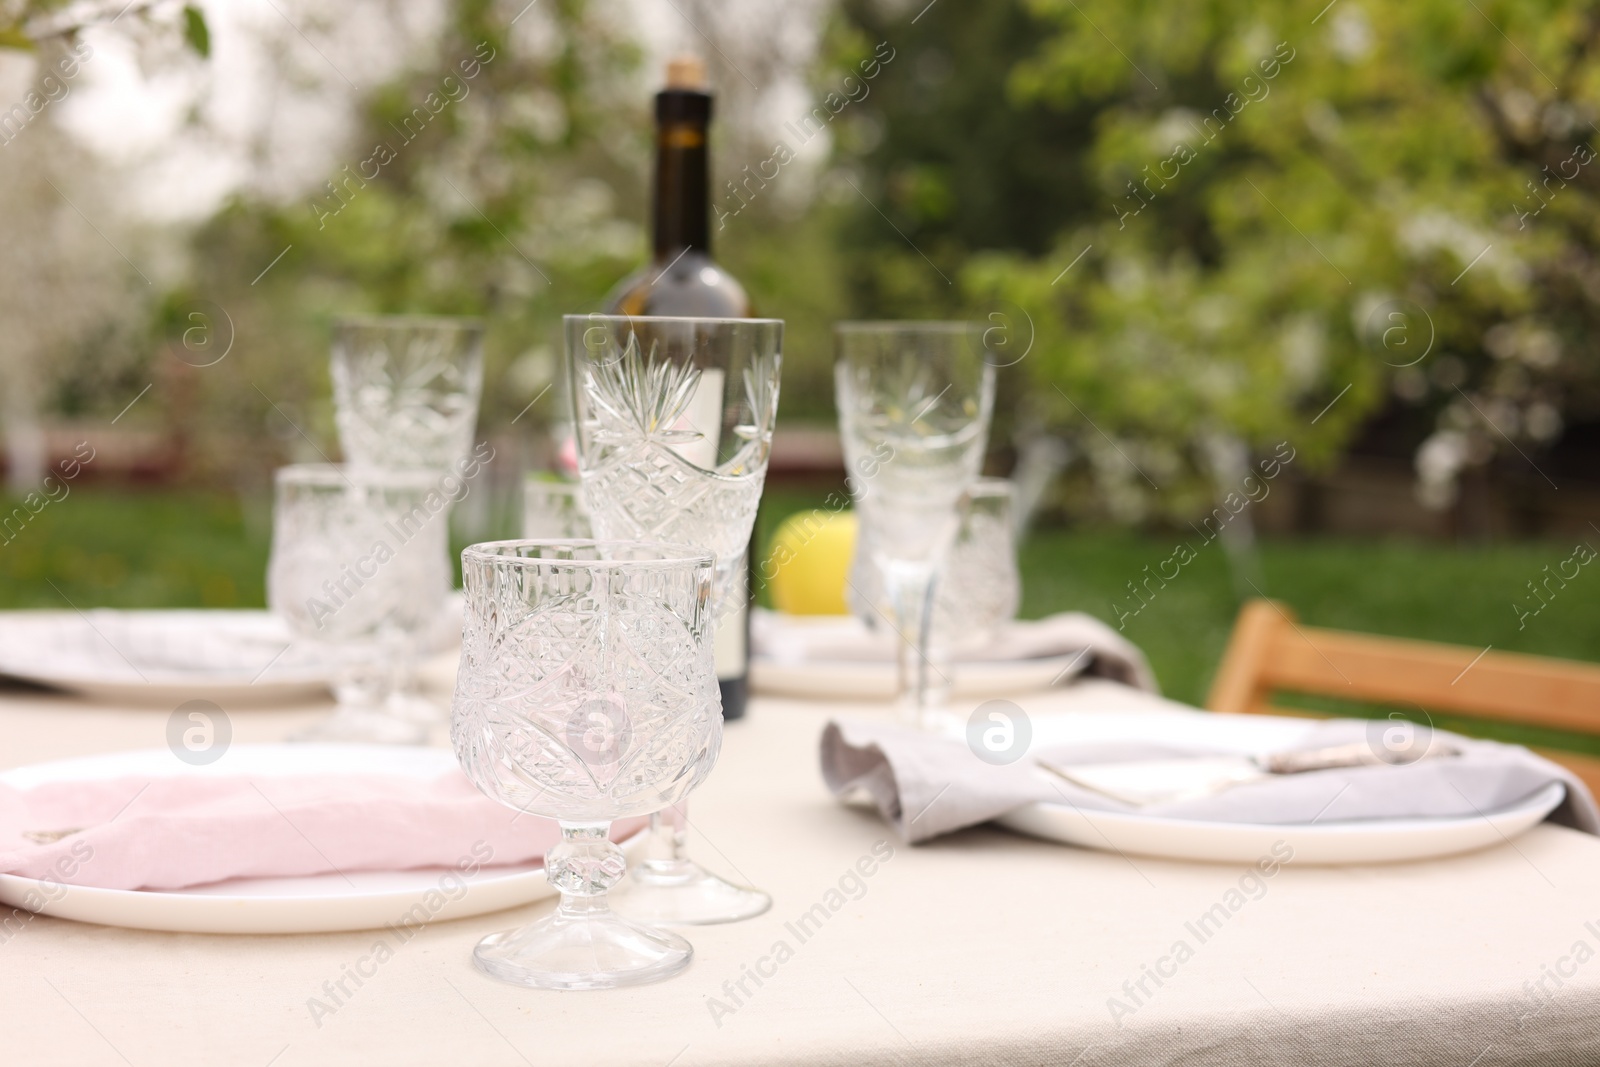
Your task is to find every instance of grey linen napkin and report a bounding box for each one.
[754,609,1159,692]
[821,717,1600,844]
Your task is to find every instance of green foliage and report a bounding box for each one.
[166,0,646,478]
[180,4,207,57]
[717,201,853,424]
[828,0,1600,518]
[824,1,1101,285]
[1,0,187,52]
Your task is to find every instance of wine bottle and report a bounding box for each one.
[606,56,751,318]
[605,55,754,719]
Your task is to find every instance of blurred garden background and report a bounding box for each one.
[0,0,1597,713]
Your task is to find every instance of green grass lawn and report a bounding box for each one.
[0,490,274,610]
[756,487,1600,755]
[6,487,1598,752]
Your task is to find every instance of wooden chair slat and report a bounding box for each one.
[1205,599,1285,714]
[1208,599,1600,780]
[1261,632,1600,734]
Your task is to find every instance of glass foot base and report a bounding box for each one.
[290,706,427,745]
[472,908,692,990]
[615,861,772,925]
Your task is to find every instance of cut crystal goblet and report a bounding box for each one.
[451,540,720,989]
[835,322,996,726]
[566,314,780,925]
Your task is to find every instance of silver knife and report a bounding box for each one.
[1038,738,1459,807]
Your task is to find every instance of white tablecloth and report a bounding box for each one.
[3,678,1599,1066]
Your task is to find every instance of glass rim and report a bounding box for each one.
[461,539,715,571]
[834,320,976,335]
[563,313,784,328]
[273,463,447,489]
[334,313,485,333]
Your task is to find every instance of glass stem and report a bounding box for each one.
[331,630,409,711]
[922,643,954,712]
[635,807,692,878]
[547,822,624,918]
[886,563,937,725]
[331,659,387,710]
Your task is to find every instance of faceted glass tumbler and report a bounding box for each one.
[266,464,452,744]
[331,315,484,471]
[451,540,720,989]
[850,476,1021,652]
[943,477,1022,645]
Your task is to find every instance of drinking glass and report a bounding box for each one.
[849,477,1021,686]
[941,478,1022,646]
[451,540,719,989]
[835,322,996,723]
[331,315,485,470]
[566,313,780,925]
[267,464,452,743]
[523,476,592,538]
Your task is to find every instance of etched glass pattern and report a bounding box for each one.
[267,465,450,648]
[451,541,721,823]
[850,477,1020,651]
[331,315,484,471]
[566,316,781,609]
[834,321,996,718]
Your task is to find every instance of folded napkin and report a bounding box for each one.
[753,609,1159,693]
[0,773,648,891]
[822,715,1600,844]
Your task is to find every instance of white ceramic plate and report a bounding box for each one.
[0,744,619,934]
[751,656,1079,701]
[0,602,463,706]
[963,708,1568,864]
[998,777,1565,865]
[0,610,336,705]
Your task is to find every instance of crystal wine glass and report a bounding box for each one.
[266,464,452,743]
[451,540,719,989]
[566,313,780,925]
[835,322,996,725]
[331,315,485,470]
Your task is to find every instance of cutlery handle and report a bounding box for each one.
[1262,740,1458,775]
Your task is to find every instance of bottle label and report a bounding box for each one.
[714,600,748,678]
[714,556,748,680]
[666,368,725,469]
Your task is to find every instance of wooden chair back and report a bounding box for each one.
[1207,599,1600,796]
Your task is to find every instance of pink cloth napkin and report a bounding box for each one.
[0,773,649,892]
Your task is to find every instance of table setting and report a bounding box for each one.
[3,311,1599,1066]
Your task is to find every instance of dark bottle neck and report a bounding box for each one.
[653,88,712,260]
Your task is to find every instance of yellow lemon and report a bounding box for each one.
[764,509,858,615]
